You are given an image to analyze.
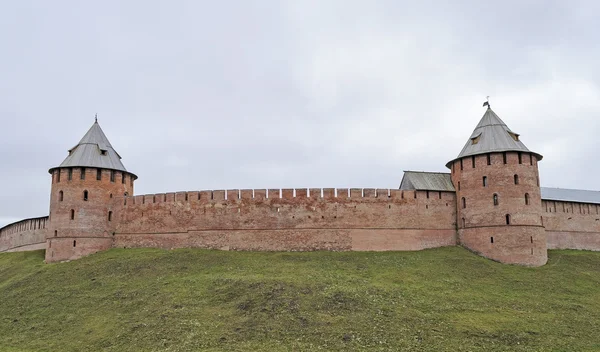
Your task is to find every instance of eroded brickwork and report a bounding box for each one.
[114,189,457,252]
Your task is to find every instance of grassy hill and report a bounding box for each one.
[1,247,600,351]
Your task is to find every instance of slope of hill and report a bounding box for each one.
[1,247,599,351]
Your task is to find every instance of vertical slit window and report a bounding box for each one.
[518,152,522,164]
[108,211,112,222]
[525,193,530,205]
[110,171,115,182]
[460,159,463,170]
[458,182,461,191]
[97,169,102,180]
[122,172,126,184]
[493,194,499,206]
[506,214,511,225]
[462,197,466,209]
[530,154,533,165]
[514,174,519,185]
[503,152,507,164]
[487,154,491,165]
[83,190,88,201]
[59,191,63,202]
[462,218,465,228]
[483,176,487,187]
[472,156,475,168]
[68,168,73,181]
[56,170,61,183]
[81,168,86,180]
[70,209,75,220]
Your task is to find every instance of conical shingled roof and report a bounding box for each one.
[49,121,136,178]
[446,107,542,168]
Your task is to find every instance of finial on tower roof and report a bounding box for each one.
[95,113,98,123]
[482,96,491,109]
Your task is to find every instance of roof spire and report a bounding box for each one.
[95,113,98,123]
[483,96,491,109]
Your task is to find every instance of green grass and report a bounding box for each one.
[1,247,600,351]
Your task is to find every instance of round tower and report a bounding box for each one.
[46,118,136,262]
[447,105,546,266]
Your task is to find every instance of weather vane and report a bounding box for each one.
[483,96,490,109]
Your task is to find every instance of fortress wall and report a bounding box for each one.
[0,216,49,252]
[114,188,457,251]
[542,200,600,251]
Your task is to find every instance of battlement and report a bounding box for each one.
[0,216,49,253]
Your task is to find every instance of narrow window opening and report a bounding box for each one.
[54,230,57,237]
[108,211,112,222]
[109,193,113,199]
[426,205,429,209]
[458,181,461,191]
[472,156,475,168]
[483,176,487,187]
[462,197,466,209]
[388,205,391,209]
[83,190,88,201]
[426,190,429,199]
[96,169,102,180]
[531,248,534,255]
[153,196,156,203]
[462,218,465,228]
[70,209,75,220]
[460,159,463,170]
[514,174,519,185]
[101,150,107,155]
[59,191,64,202]
[81,167,86,180]
[414,192,417,199]
[185,193,189,201]
[530,236,533,243]
[530,154,533,165]
[122,172,126,184]
[438,192,442,199]
[518,152,522,164]
[503,152,507,164]
[68,168,73,181]
[487,154,491,165]
[506,214,511,225]
[56,170,61,183]
[525,193,530,205]
[493,194,499,206]
[73,240,76,247]
[491,237,494,244]
[110,171,115,182]
[536,176,540,187]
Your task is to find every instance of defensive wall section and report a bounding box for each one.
[115,188,458,252]
[543,200,600,251]
[0,216,49,253]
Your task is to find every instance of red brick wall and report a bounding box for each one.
[0,217,48,252]
[451,152,547,266]
[542,200,600,251]
[46,167,133,262]
[114,188,457,251]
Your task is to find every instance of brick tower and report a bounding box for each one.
[447,105,547,266]
[46,118,136,262]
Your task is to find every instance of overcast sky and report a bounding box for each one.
[1,0,599,227]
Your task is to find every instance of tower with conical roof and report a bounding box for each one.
[46,119,137,262]
[447,105,547,266]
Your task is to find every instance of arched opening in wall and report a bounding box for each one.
[472,156,475,168]
[59,191,63,202]
[503,152,507,164]
[505,214,511,225]
[493,194,499,206]
[525,193,530,205]
[482,176,487,187]
[54,230,57,237]
[462,197,466,209]
[487,154,491,165]
[108,211,113,222]
[68,168,73,181]
[514,175,519,185]
[73,240,76,247]
[97,169,102,180]
[81,167,86,180]
[462,218,465,228]
[70,209,75,220]
[83,190,88,201]
[518,152,522,164]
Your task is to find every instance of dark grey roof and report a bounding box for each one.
[50,121,135,177]
[446,107,542,168]
[399,171,455,191]
[541,187,600,204]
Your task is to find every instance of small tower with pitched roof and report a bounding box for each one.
[46,119,137,262]
[447,105,547,266]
